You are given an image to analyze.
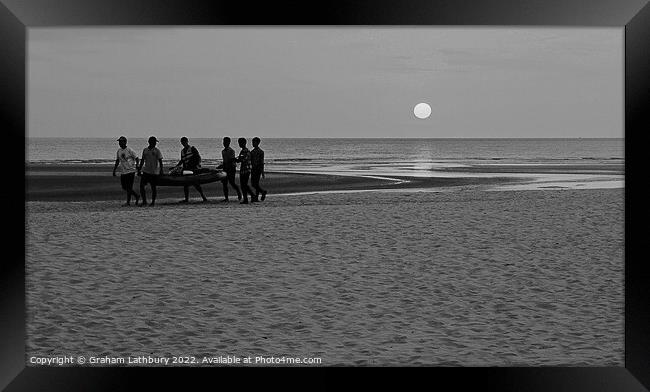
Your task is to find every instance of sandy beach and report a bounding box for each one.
[25,26,626,369]
[25,182,624,366]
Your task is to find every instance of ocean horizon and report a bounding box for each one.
[27,137,624,192]
[27,137,624,164]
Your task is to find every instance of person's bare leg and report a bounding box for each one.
[125,174,139,205]
[251,172,266,202]
[182,185,190,202]
[140,182,148,206]
[229,173,241,200]
[131,189,140,205]
[150,184,157,206]
[221,179,229,202]
[195,184,208,201]
[240,173,251,204]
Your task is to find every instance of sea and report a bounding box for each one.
[27,138,624,190]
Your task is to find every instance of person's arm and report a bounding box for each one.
[193,147,201,166]
[228,150,236,169]
[130,148,140,172]
[137,152,144,175]
[217,150,225,169]
[157,149,164,175]
[113,158,119,177]
[177,148,186,167]
[261,150,265,178]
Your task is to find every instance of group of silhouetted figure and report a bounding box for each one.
[113,136,267,206]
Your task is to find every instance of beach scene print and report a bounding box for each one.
[26,28,623,366]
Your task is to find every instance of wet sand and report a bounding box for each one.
[26,163,519,202]
[434,163,623,175]
[26,187,624,366]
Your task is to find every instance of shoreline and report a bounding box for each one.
[26,162,623,203]
[26,163,522,202]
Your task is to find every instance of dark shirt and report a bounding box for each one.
[222,147,236,172]
[141,147,163,175]
[250,147,264,173]
[180,145,201,170]
[237,147,251,176]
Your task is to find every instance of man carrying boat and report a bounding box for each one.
[137,136,164,207]
[112,136,141,206]
[175,136,208,203]
[218,137,242,203]
[250,137,268,202]
[235,137,255,204]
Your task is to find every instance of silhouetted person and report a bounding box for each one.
[176,137,208,203]
[137,136,164,207]
[112,136,140,206]
[219,137,241,202]
[250,137,267,202]
[236,138,255,204]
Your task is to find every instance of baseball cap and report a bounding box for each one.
[148,136,158,143]
[117,136,127,142]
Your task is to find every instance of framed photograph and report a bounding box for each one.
[3,0,648,389]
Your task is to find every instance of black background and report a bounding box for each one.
[2,0,648,390]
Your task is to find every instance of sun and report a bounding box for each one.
[414,103,431,119]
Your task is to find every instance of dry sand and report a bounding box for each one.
[25,188,624,366]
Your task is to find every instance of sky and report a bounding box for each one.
[28,27,623,138]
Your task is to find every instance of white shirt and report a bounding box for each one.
[116,147,138,174]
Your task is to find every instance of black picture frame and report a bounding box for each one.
[3,0,648,390]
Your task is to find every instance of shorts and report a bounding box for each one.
[140,172,158,186]
[120,172,136,190]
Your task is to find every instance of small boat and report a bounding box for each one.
[155,168,226,186]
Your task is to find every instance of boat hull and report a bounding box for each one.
[154,170,226,186]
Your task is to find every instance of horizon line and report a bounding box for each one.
[26,136,624,140]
